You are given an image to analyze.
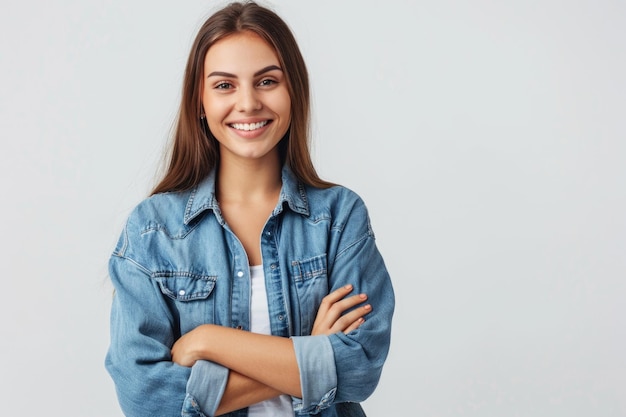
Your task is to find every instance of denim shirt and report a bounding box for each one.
[105,166,395,417]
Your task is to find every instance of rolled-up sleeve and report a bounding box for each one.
[184,360,230,416]
[105,224,228,417]
[326,231,395,404]
[290,335,337,413]
[289,196,394,413]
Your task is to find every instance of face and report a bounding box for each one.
[202,31,291,165]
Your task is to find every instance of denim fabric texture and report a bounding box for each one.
[105,166,395,416]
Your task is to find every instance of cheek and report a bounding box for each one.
[276,91,292,120]
[203,98,228,123]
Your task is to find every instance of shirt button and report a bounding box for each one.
[235,325,243,330]
[266,231,271,236]
[237,271,244,277]
[278,315,284,321]
[270,264,277,269]
[178,290,186,296]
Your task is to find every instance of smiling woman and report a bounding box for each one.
[202,32,291,167]
[104,2,395,417]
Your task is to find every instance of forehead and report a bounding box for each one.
[204,31,280,72]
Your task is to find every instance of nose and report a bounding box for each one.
[236,86,262,112]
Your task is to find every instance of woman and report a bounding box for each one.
[105,2,394,416]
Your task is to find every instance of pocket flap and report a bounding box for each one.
[155,272,216,301]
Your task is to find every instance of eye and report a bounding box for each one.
[258,78,277,87]
[215,82,233,90]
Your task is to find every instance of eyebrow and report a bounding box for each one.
[207,65,283,78]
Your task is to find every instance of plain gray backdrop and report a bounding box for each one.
[1,0,625,416]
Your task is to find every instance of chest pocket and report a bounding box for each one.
[291,254,329,334]
[154,272,217,334]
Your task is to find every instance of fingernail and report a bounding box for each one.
[345,284,353,290]
[364,304,371,310]
[359,293,367,299]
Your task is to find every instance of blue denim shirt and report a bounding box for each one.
[105,166,395,417]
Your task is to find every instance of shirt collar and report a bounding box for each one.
[183,165,310,225]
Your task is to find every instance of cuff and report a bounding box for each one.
[291,335,337,413]
[183,360,229,417]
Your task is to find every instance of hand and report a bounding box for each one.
[311,284,371,336]
[171,324,212,367]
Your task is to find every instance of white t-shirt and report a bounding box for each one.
[247,265,294,417]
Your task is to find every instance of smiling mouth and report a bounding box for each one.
[229,120,270,131]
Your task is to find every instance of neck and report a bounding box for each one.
[216,155,282,204]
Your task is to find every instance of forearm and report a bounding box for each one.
[215,370,282,415]
[189,325,302,397]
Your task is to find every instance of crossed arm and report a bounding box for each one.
[171,284,371,415]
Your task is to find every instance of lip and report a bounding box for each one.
[227,119,273,139]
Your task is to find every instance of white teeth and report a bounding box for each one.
[230,121,269,131]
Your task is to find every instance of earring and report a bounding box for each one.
[200,113,211,137]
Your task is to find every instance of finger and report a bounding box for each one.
[342,317,365,334]
[326,293,368,318]
[315,285,357,324]
[319,285,355,311]
[320,293,368,329]
[331,303,372,333]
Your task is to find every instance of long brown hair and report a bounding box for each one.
[151,1,333,195]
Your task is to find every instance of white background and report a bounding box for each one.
[1,0,625,416]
